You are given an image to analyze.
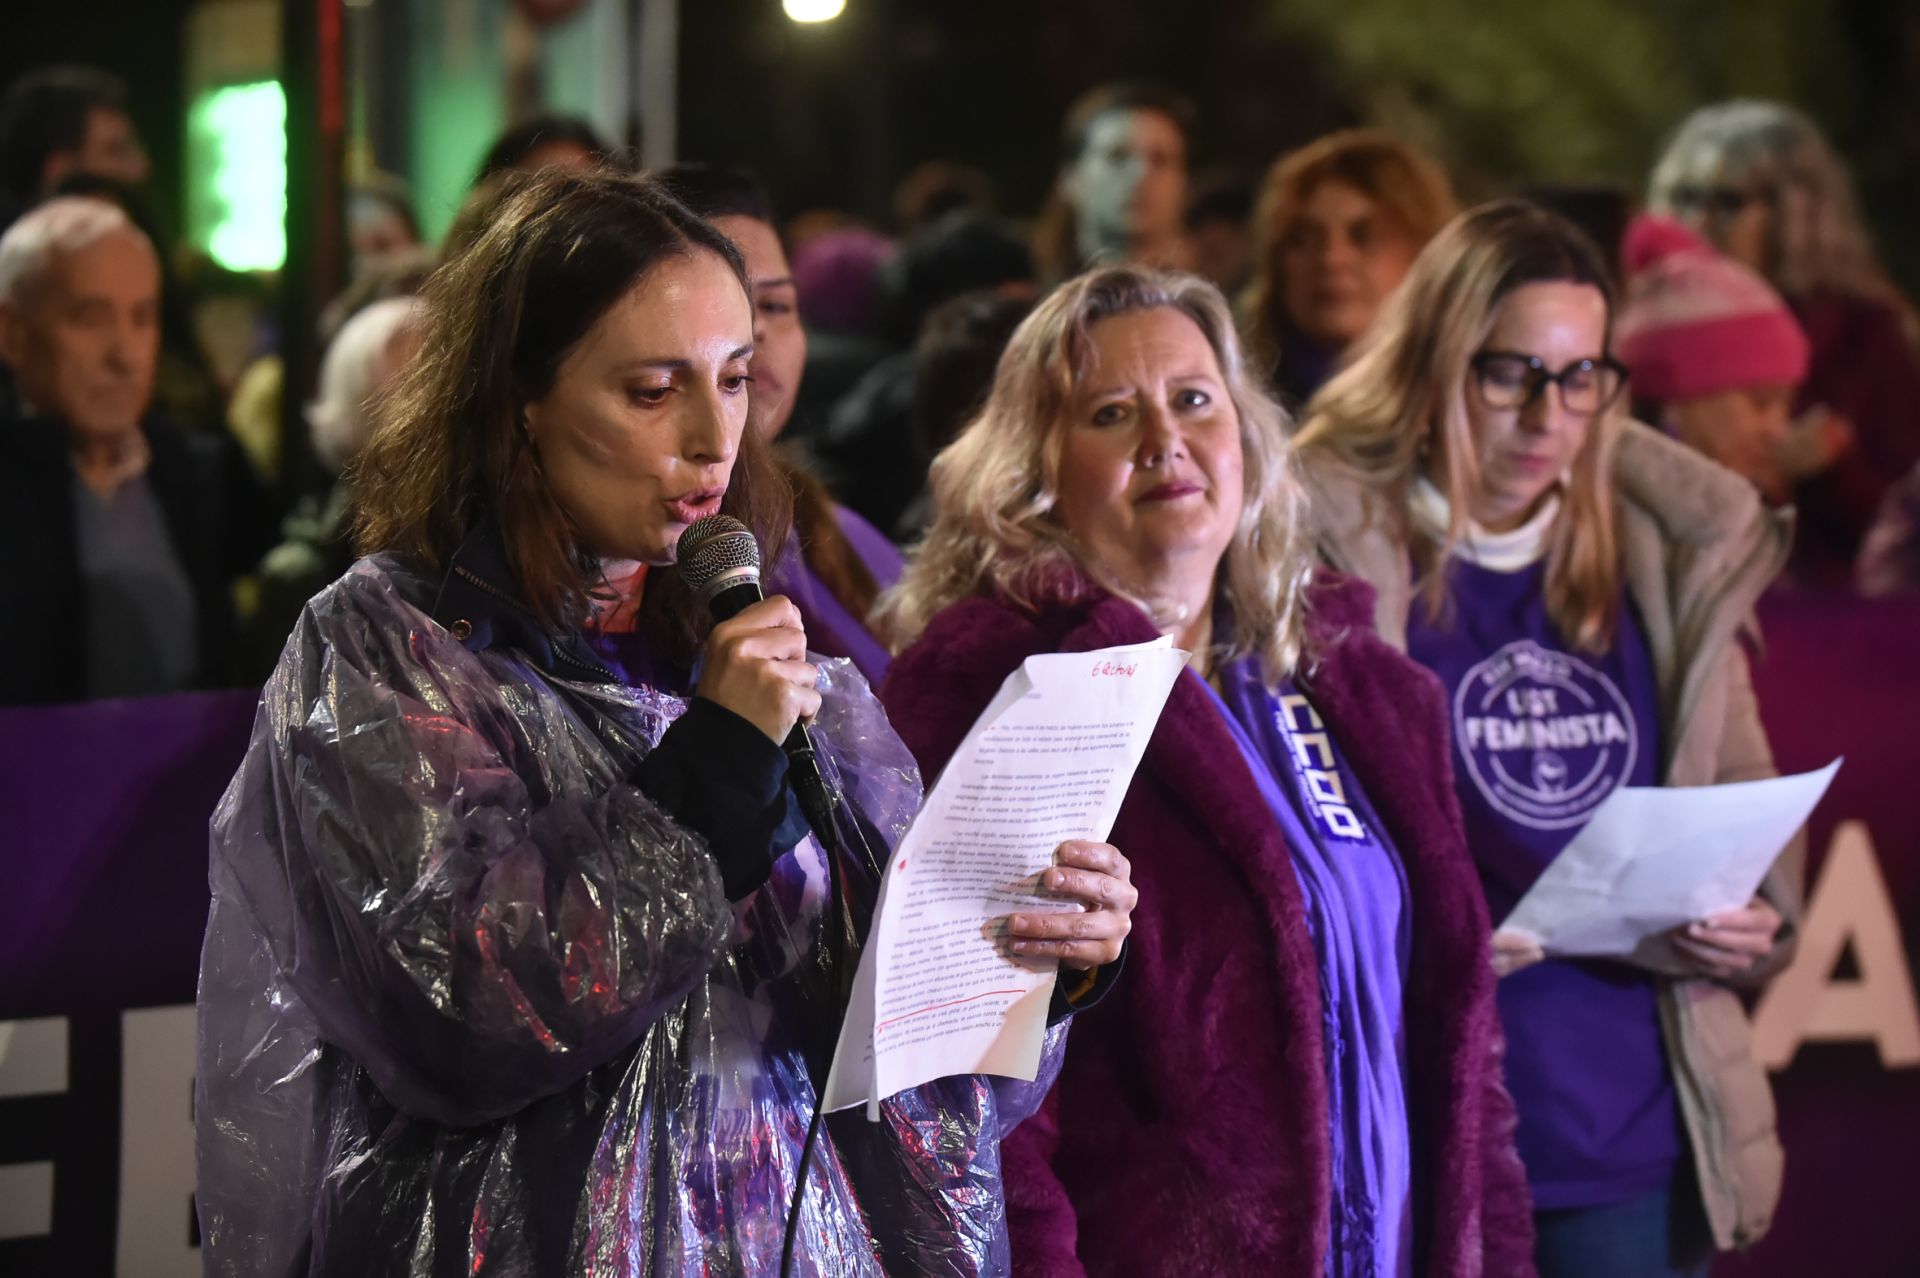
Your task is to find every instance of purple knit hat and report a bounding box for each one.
[1614,215,1810,402]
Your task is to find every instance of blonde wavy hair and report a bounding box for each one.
[1293,200,1624,653]
[876,265,1315,684]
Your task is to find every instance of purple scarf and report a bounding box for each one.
[1207,654,1414,1278]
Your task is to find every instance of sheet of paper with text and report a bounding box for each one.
[824,638,1187,1118]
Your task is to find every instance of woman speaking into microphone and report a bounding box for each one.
[194,170,1134,1277]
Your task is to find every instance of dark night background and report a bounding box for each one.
[5,0,1918,288]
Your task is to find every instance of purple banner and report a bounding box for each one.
[0,689,256,1277]
[0,600,1914,1274]
[1715,596,1920,1278]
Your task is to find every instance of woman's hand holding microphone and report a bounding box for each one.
[696,603,1138,976]
[695,595,820,743]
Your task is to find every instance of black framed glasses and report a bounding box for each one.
[1470,351,1627,417]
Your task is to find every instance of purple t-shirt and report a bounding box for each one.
[1206,658,1413,1277]
[1407,556,1680,1210]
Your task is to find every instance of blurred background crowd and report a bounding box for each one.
[1,0,1917,708]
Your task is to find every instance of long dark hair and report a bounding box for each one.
[353,167,792,659]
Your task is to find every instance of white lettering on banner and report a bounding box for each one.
[0,1016,69,1097]
[1753,822,1920,1071]
[0,1016,67,1241]
[0,1163,55,1242]
[116,1005,199,1278]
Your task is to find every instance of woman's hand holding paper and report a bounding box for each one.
[1670,896,1784,980]
[1005,840,1136,970]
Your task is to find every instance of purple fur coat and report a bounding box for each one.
[881,572,1536,1277]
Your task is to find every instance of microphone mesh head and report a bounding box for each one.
[677,514,762,601]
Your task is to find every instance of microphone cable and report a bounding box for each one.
[677,514,879,1277]
[778,798,840,1278]
[779,759,886,1278]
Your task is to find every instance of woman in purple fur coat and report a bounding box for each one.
[876,265,1535,1277]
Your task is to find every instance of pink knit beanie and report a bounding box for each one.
[1613,215,1809,402]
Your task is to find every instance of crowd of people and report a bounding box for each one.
[2,59,1914,1278]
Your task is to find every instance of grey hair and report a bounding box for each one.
[1647,100,1891,303]
[308,295,425,471]
[0,195,142,308]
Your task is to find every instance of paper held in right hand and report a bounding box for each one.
[1500,759,1840,960]
[822,638,1188,1119]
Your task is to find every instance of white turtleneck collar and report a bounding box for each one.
[1408,473,1560,572]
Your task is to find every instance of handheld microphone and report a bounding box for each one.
[678,513,854,1278]
[676,515,839,847]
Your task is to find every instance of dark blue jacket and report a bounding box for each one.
[0,411,278,706]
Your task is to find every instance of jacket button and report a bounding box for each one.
[450,619,473,641]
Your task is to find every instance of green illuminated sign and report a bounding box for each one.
[189,80,287,272]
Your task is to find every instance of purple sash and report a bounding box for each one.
[1205,654,1414,1278]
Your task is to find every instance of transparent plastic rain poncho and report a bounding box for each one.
[195,559,1066,1277]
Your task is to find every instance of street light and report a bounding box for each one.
[783,0,845,23]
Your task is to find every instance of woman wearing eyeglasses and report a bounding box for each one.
[1294,201,1806,1278]
[1648,100,1920,589]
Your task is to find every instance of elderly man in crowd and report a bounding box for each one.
[0,196,273,706]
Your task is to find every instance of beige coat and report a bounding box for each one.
[1305,419,1804,1250]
